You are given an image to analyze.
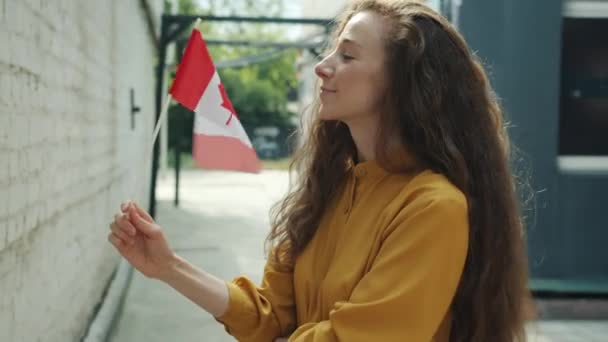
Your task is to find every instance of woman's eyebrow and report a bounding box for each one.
[340,38,362,48]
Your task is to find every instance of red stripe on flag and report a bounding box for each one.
[192,133,261,173]
[169,29,215,111]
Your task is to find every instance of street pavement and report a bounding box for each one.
[108,169,608,342]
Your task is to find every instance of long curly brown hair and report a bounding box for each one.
[266,1,531,341]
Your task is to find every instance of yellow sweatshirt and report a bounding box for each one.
[216,161,469,342]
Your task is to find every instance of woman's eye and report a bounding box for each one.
[341,53,354,61]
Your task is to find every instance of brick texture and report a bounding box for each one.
[0,0,162,341]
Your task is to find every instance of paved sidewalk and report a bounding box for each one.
[108,170,608,342]
[109,170,288,342]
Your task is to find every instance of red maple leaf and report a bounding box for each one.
[218,83,237,125]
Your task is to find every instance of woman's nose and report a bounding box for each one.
[314,60,333,79]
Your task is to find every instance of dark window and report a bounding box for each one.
[559,18,608,155]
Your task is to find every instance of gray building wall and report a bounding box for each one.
[0,0,162,340]
[455,0,608,289]
[458,0,563,280]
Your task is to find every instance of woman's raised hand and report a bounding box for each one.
[108,201,177,281]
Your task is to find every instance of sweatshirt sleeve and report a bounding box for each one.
[215,249,297,342]
[288,191,469,342]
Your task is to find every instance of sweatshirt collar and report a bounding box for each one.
[350,160,389,182]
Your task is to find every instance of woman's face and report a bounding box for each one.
[314,11,389,123]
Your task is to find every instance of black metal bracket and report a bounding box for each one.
[130,88,141,130]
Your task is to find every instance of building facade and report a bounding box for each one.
[446,0,608,292]
[0,0,163,340]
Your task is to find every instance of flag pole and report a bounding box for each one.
[130,18,201,203]
[150,93,173,157]
[131,93,172,200]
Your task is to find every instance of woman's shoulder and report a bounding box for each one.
[378,169,469,240]
[387,169,467,214]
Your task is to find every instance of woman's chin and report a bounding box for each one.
[319,108,343,121]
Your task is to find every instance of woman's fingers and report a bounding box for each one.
[120,201,153,223]
[111,213,137,244]
[115,213,137,236]
[108,232,127,251]
[131,202,154,223]
[110,222,131,243]
[110,220,135,245]
[129,208,159,237]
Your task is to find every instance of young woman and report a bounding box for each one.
[109,1,530,341]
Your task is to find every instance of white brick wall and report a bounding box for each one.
[0,0,162,341]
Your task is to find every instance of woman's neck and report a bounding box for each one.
[344,116,379,163]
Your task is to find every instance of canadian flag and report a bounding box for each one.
[169,25,261,173]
